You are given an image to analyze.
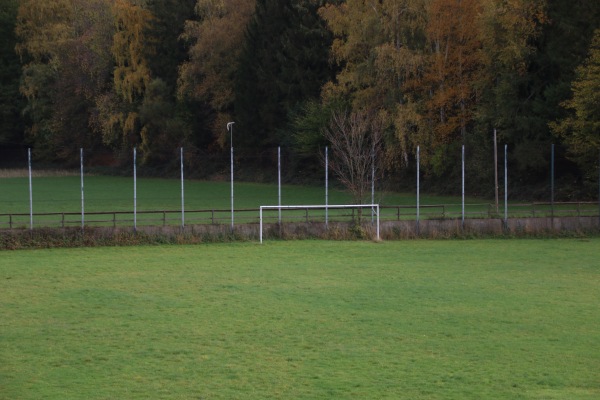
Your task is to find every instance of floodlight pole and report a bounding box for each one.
[325,146,329,228]
[278,146,282,224]
[181,147,185,229]
[228,122,235,231]
[371,143,375,223]
[551,143,555,223]
[416,145,420,236]
[81,148,84,230]
[494,129,499,213]
[134,147,137,233]
[504,144,508,231]
[28,148,33,230]
[462,144,465,230]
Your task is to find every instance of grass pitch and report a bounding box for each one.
[0,175,482,213]
[1,239,599,399]
[0,175,483,228]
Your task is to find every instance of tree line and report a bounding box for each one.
[1,0,599,199]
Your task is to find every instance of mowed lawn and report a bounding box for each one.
[1,239,599,399]
[0,175,482,213]
[0,175,489,228]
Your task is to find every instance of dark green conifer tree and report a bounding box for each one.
[0,0,25,153]
[509,0,599,186]
[140,0,197,167]
[234,0,334,158]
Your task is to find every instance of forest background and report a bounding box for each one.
[0,0,599,200]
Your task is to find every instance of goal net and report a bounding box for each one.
[259,204,380,243]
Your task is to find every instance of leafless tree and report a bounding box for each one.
[323,109,384,218]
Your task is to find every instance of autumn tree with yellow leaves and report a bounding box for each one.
[7,0,600,196]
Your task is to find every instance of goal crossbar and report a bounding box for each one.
[259,204,379,243]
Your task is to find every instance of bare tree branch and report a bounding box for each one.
[323,109,383,210]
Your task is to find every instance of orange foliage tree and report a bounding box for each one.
[178,0,256,148]
[422,0,483,143]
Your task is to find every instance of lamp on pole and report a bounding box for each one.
[227,122,235,231]
[494,129,499,213]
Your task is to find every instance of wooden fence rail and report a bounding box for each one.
[1,201,598,230]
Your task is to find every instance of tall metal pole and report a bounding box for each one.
[551,143,555,220]
[504,144,508,230]
[494,129,499,213]
[417,145,420,235]
[325,146,329,228]
[462,144,465,230]
[227,122,235,231]
[278,146,282,224]
[134,147,137,232]
[81,148,84,230]
[181,147,185,229]
[28,148,33,230]
[376,204,380,241]
[371,144,375,222]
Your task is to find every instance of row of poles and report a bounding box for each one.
[22,139,368,232]
[23,141,502,232]
[24,144,313,231]
[228,122,376,231]
[229,121,347,231]
[21,126,600,231]
[415,143,506,234]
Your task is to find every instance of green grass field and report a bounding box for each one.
[0,175,496,228]
[2,174,597,230]
[0,175,477,213]
[1,239,599,399]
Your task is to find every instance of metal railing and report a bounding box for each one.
[379,202,599,220]
[1,201,598,230]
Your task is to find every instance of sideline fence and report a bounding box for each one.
[0,202,597,231]
[1,144,600,231]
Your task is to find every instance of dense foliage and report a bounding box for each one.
[1,0,598,198]
[0,0,24,149]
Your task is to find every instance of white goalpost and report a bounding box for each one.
[259,204,380,243]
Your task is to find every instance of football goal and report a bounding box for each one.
[259,204,380,243]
